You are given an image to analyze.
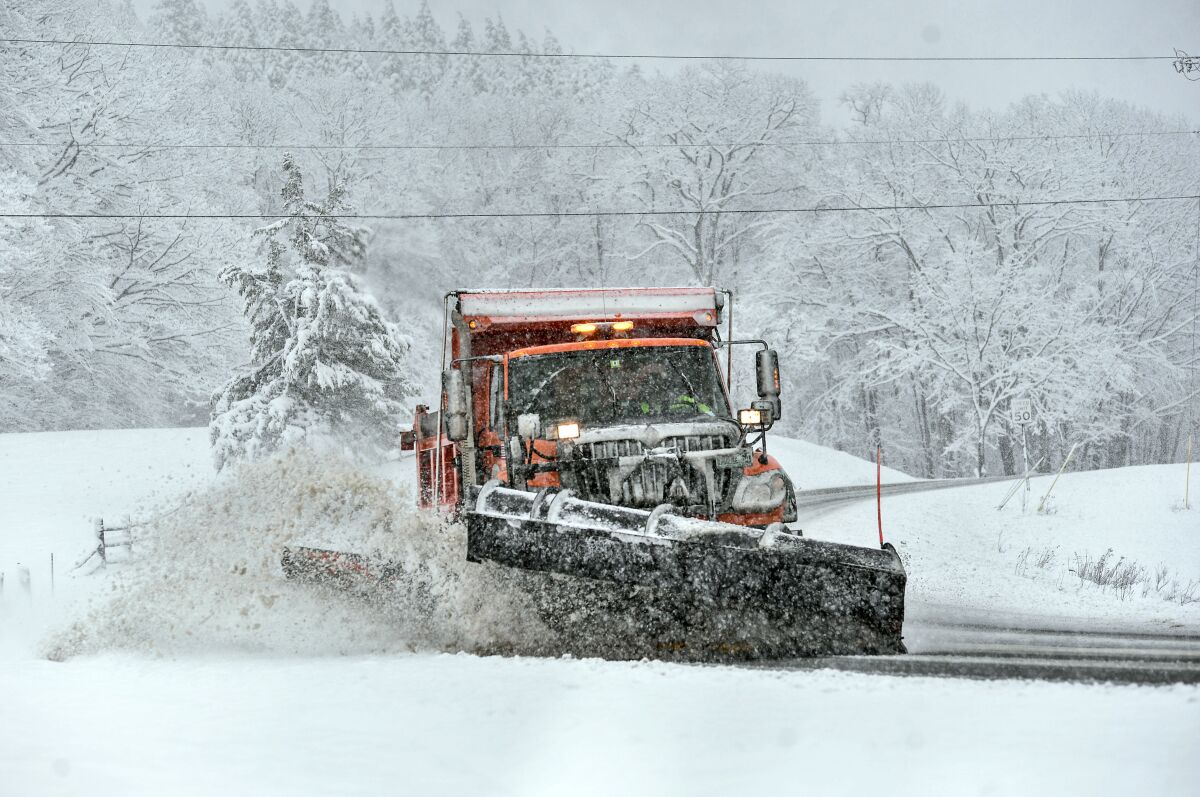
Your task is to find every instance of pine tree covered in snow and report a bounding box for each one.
[210,155,414,470]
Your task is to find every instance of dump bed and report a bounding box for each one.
[457,287,721,326]
[454,287,724,356]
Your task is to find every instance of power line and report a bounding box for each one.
[0,37,1179,63]
[1,129,1196,153]
[2,194,1197,221]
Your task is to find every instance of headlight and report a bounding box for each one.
[738,408,763,427]
[731,470,789,513]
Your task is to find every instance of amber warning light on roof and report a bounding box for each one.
[570,321,635,334]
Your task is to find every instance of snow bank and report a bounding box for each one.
[0,428,213,656]
[41,451,547,660]
[769,435,915,488]
[0,427,211,565]
[803,463,1200,629]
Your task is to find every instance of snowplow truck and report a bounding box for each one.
[285,287,906,660]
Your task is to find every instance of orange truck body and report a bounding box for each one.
[404,287,795,527]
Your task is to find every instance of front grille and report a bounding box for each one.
[563,433,736,513]
[576,434,729,462]
[660,434,728,453]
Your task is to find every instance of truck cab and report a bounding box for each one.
[405,287,796,527]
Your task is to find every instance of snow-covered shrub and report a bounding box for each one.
[1164,579,1199,606]
[1014,545,1057,578]
[1069,548,1145,600]
[211,155,414,470]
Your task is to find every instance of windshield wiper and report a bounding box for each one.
[521,363,573,414]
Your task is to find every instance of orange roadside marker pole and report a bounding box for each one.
[877,446,885,547]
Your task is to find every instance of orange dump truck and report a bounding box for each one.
[291,287,906,660]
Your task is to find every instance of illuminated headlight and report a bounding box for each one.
[738,408,763,427]
[731,471,789,512]
[556,422,580,440]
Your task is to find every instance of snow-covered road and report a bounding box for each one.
[3,651,1198,797]
[793,615,1200,684]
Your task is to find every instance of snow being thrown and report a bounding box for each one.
[43,450,550,661]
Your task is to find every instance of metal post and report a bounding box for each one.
[997,455,1045,511]
[50,552,55,596]
[1021,426,1031,512]
[1037,442,1079,514]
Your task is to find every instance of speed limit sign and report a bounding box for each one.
[1010,397,1034,425]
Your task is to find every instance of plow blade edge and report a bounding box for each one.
[465,483,907,660]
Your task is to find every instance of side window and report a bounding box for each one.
[489,363,502,430]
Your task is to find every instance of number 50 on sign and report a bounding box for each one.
[1010,398,1034,425]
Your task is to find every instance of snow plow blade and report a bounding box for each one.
[465,482,906,660]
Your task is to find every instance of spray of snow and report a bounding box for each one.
[42,451,551,660]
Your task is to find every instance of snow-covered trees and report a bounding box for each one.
[0,183,53,430]
[0,0,1193,479]
[210,156,414,469]
[762,86,1199,476]
[0,0,246,430]
[617,63,818,287]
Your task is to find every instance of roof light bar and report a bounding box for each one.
[570,321,635,334]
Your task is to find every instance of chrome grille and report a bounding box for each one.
[576,434,730,461]
[660,434,729,453]
[563,433,736,513]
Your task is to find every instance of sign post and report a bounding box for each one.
[1010,398,1035,511]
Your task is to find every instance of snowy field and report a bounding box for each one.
[2,428,1198,796]
[799,462,1200,630]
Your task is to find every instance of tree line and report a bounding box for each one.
[1,0,1196,476]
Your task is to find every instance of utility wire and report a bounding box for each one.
[0,37,1180,62]
[1,129,1196,153]
[3,194,1197,221]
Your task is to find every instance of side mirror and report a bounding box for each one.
[443,369,468,441]
[755,348,782,421]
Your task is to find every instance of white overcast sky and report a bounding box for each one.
[139,0,1199,125]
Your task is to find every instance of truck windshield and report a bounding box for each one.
[507,345,730,427]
